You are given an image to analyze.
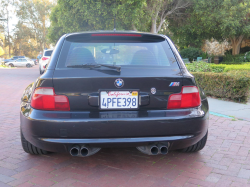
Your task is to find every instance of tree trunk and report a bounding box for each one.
[230,36,244,55]
[132,24,137,31]
[151,19,157,33]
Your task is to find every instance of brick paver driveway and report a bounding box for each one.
[1,66,250,187]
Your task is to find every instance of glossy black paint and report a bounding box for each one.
[20,31,209,154]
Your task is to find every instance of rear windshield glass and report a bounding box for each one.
[57,35,178,69]
[44,50,53,56]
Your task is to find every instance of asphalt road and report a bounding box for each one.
[0,66,250,187]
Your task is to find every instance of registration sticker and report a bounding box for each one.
[132,91,138,96]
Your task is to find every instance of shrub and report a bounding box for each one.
[240,46,250,54]
[217,64,250,72]
[185,61,212,72]
[227,70,250,77]
[180,47,202,62]
[221,54,246,64]
[244,52,250,62]
[210,64,226,73]
[192,72,250,102]
[186,62,250,73]
[186,62,225,73]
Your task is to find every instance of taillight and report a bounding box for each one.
[167,86,201,109]
[31,87,70,111]
[42,57,49,61]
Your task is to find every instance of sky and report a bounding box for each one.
[8,4,18,34]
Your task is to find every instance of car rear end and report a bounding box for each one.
[20,32,209,156]
[40,49,53,73]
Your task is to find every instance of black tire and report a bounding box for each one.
[8,64,14,67]
[20,129,48,155]
[39,68,42,74]
[180,131,208,152]
[26,64,31,68]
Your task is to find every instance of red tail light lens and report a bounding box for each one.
[167,86,201,109]
[31,87,70,111]
[42,57,49,61]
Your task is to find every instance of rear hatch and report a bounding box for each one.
[52,33,183,111]
[41,50,53,65]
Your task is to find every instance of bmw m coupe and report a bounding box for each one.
[20,31,209,157]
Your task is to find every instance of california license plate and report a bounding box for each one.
[100,91,138,109]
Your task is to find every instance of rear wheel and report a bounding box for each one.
[180,131,208,152]
[8,64,14,68]
[21,129,48,155]
[26,64,31,68]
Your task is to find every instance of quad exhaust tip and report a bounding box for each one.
[159,145,168,154]
[71,144,168,157]
[70,145,101,157]
[70,145,80,156]
[80,146,89,157]
[150,146,159,155]
[137,143,169,155]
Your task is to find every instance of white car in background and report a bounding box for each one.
[39,49,53,74]
[5,58,35,68]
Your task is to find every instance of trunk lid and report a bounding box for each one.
[53,68,183,111]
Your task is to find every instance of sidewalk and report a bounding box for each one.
[208,97,250,121]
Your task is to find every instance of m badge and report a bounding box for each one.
[169,82,180,87]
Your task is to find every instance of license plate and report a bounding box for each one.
[100,91,138,109]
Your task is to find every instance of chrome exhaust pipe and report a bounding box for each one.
[159,144,168,154]
[137,144,159,155]
[80,146,89,157]
[70,145,80,156]
[70,145,101,157]
[137,143,169,155]
[150,145,159,155]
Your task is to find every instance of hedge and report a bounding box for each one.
[192,72,250,102]
[186,62,250,73]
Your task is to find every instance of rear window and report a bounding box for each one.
[44,50,53,57]
[57,34,178,69]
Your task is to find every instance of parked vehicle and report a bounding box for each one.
[20,31,209,157]
[31,59,38,65]
[6,58,34,68]
[39,49,53,74]
[3,56,25,64]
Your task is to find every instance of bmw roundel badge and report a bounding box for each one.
[114,78,124,88]
[151,87,156,94]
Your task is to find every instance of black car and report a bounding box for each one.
[20,31,209,157]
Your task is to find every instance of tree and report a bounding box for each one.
[145,0,191,33]
[168,0,250,55]
[0,33,4,56]
[48,0,192,43]
[48,0,147,43]
[12,22,39,57]
[15,0,55,52]
[0,0,13,58]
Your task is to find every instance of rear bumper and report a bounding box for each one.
[20,99,209,153]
